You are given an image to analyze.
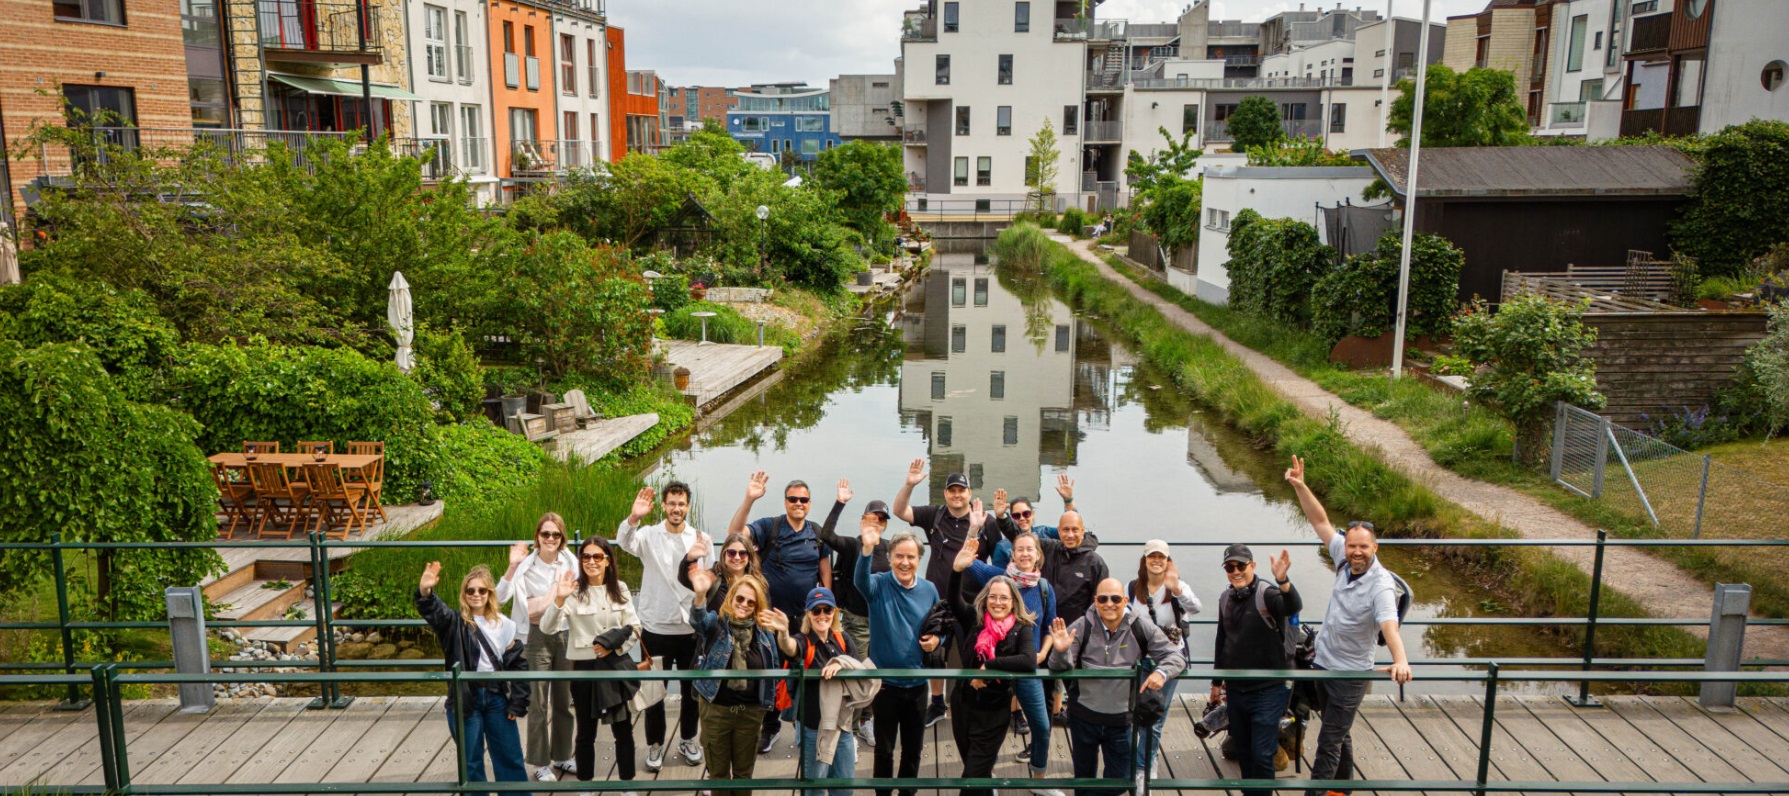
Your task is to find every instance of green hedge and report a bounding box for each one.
[0,271,180,395]
[1310,232,1464,345]
[1225,209,1334,329]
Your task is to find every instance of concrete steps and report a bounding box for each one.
[212,578,307,623]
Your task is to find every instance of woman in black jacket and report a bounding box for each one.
[415,562,530,796]
[947,553,1036,796]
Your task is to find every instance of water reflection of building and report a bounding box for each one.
[899,254,1077,500]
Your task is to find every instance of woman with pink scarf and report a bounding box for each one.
[944,501,1037,796]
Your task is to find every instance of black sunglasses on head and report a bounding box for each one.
[1347,521,1376,531]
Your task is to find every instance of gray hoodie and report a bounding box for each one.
[1048,605,1188,726]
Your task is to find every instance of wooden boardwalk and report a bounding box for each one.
[4,694,1789,794]
[660,340,783,408]
[549,413,660,465]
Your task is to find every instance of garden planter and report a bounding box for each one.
[1698,299,1733,311]
[690,284,708,302]
[856,270,874,286]
[674,366,692,391]
[499,394,527,420]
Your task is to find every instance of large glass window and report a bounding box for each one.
[998,54,1013,85]
[1566,14,1588,72]
[936,54,950,85]
[996,106,1011,136]
[510,107,537,141]
[460,104,484,172]
[795,116,824,132]
[955,105,970,135]
[424,5,449,80]
[1014,2,1029,32]
[800,138,819,155]
[62,84,135,126]
[54,0,124,24]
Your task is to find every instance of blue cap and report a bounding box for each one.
[805,587,837,612]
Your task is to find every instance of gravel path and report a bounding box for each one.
[1053,233,1787,661]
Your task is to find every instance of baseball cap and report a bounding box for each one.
[1221,543,1254,565]
[943,473,970,490]
[805,587,837,612]
[1142,539,1172,559]
[863,499,892,519]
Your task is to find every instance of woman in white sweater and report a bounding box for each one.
[497,512,580,782]
[541,534,644,792]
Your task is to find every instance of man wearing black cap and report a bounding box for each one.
[1211,543,1298,796]
[891,457,993,727]
[813,477,888,747]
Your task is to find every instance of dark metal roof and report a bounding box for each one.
[1363,145,1695,199]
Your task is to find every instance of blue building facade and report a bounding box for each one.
[725,84,842,165]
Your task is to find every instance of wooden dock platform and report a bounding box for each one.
[660,339,782,408]
[548,412,659,465]
[4,694,1788,794]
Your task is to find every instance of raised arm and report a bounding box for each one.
[815,479,854,554]
[891,458,925,524]
[948,568,975,628]
[414,562,459,636]
[495,542,528,605]
[1284,455,1337,546]
[615,486,656,555]
[728,471,769,536]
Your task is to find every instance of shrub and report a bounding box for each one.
[1745,300,1789,436]
[661,301,799,350]
[1227,96,1285,152]
[993,223,1054,271]
[428,419,552,510]
[411,323,485,423]
[1447,294,1605,465]
[0,271,180,393]
[1310,232,1464,345]
[650,273,692,313]
[1245,138,1355,167]
[1672,120,1789,279]
[1057,207,1089,237]
[1642,405,1742,450]
[485,231,655,386]
[1225,210,1335,329]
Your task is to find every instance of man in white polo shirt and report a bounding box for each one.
[1285,456,1412,796]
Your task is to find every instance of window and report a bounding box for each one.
[460,105,484,172]
[951,277,967,306]
[523,25,539,90]
[424,5,449,80]
[1063,106,1077,135]
[872,81,889,88]
[998,54,1013,85]
[62,84,135,127]
[936,54,950,85]
[742,116,768,132]
[188,77,228,127]
[1329,102,1345,133]
[1375,49,1386,58]
[931,373,946,400]
[510,107,537,142]
[1581,78,1604,102]
[1054,324,1070,352]
[795,116,823,132]
[454,11,473,84]
[1014,1,1029,32]
[430,102,453,137]
[563,111,578,143]
[943,2,958,32]
[1567,14,1587,72]
[969,464,983,488]
[951,325,966,353]
[1593,31,1602,50]
[937,417,952,445]
[560,34,576,95]
[991,325,1007,353]
[590,112,601,147]
[954,157,969,186]
[1766,61,1788,92]
[54,0,123,24]
[1182,103,1198,134]
[1280,103,1307,121]
[974,278,988,306]
[955,105,970,135]
[990,371,1005,400]
[1214,103,1237,121]
[800,138,819,156]
[1003,417,1018,446]
[587,40,600,97]
[996,106,1011,136]
[502,23,519,87]
[976,156,991,186]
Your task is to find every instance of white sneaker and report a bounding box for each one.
[645,743,665,772]
[533,766,557,782]
[1031,765,1066,796]
[679,738,704,765]
[855,720,875,747]
[553,759,576,777]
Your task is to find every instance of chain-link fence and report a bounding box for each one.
[1551,401,1789,539]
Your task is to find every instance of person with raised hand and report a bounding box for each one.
[1211,544,1300,796]
[891,458,990,726]
[811,477,891,748]
[944,499,1038,796]
[954,529,1057,791]
[496,513,578,782]
[687,566,790,796]
[415,561,528,796]
[988,478,1074,568]
[729,470,831,754]
[616,482,711,771]
[1128,540,1201,777]
[541,535,644,794]
[853,517,937,796]
[780,586,869,796]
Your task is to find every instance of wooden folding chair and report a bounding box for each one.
[297,440,334,456]
[211,462,256,536]
[347,441,387,522]
[301,463,368,540]
[243,440,280,455]
[247,461,309,539]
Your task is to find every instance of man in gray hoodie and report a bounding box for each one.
[1047,578,1187,796]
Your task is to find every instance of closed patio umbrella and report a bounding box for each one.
[388,271,414,373]
[0,224,18,285]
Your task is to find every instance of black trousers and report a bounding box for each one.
[570,659,636,781]
[640,629,700,745]
[950,683,1014,796]
[871,683,928,796]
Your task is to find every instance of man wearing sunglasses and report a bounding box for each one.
[729,470,831,753]
[1285,456,1412,796]
[891,458,994,726]
[1212,543,1298,796]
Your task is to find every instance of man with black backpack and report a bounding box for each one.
[1047,578,1185,796]
[1211,543,1299,796]
[1285,455,1413,796]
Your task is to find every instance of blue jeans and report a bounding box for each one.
[446,689,530,796]
[1014,677,1051,772]
[1226,684,1289,796]
[1134,679,1177,773]
[798,724,859,796]
[1065,714,1132,796]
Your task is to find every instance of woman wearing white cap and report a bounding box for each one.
[1128,539,1201,776]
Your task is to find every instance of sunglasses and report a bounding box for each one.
[809,605,835,615]
[1011,510,1034,519]
[581,552,607,561]
[1222,562,1249,573]
[724,549,751,559]
[1095,594,1126,605]
[732,596,759,608]
[785,496,810,504]
[539,532,564,540]
[464,586,492,596]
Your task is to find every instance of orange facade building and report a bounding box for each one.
[487,0,558,186]
[604,25,656,161]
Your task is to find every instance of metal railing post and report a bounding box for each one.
[793,662,807,784]
[1474,662,1499,796]
[51,532,91,709]
[1590,415,1611,499]
[316,533,352,708]
[307,532,331,709]
[107,665,132,791]
[1700,583,1751,709]
[1693,454,1711,539]
[90,665,119,792]
[451,663,469,791]
[1565,530,1605,708]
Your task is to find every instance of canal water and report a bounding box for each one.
[649,247,1572,694]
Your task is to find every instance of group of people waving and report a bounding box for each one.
[415,456,1414,796]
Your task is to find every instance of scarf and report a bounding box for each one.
[975,612,1016,662]
[725,615,757,692]
[1005,564,1040,590]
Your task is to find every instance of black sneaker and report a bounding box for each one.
[925,700,948,728]
[757,723,779,754]
[1011,710,1030,736]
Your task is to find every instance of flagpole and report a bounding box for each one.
[1390,0,1432,380]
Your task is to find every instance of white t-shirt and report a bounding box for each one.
[471,614,518,672]
[1129,579,1201,655]
[1312,535,1400,672]
[497,550,577,641]
[617,518,711,636]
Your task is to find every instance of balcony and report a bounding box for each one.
[901,15,937,42]
[1627,12,1671,56]
[256,0,383,66]
[1083,120,1122,143]
[1205,118,1324,142]
[1055,18,1125,41]
[1224,55,1259,67]
[1131,75,1351,90]
[1547,101,1587,129]
[510,139,592,175]
[902,129,927,146]
[24,126,356,182]
[1619,105,1700,138]
[393,138,454,181]
[1086,70,1125,92]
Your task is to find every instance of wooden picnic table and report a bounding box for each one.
[208,452,382,471]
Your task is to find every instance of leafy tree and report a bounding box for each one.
[1310,232,1464,345]
[484,231,654,383]
[1671,119,1789,279]
[1446,294,1605,465]
[1025,118,1061,214]
[1225,210,1334,328]
[1226,96,1285,153]
[1125,126,1201,197]
[1141,178,1202,255]
[1387,65,1530,147]
[659,122,758,191]
[812,140,906,250]
[706,168,861,291]
[411,323,485,423]
[0,271,179,389]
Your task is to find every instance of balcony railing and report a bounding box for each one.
[1083,120,1122,143]
[1131,75,1352,90]
[25,126,358,181]
[256,0,382,61]
[1224,55,1259,67]
[1548,101,1587,128]
[510,139,592,175]
[1619,105,1700,138]
[1205,118,1325,142]
[902,129,927,145]
[393,137,455,180]
[1086,70,1125,91]
[1127,23,1178,39]
[901,15,937,41]
[1208,21,1258,38]
[1054,18,1125,40]
[1627,12,1671,54]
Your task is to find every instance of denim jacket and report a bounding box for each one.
[689,602,784,708]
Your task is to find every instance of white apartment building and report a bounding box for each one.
[407,0,499,203]
[1192,165,1378,304]
[1530,0,1626,139]
[1700,0,1789,130]
[549,4,608,168]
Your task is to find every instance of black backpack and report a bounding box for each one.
[1377,569,1414,647]
[1219,577,1302,663]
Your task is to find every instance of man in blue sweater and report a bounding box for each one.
[854,519,939,796]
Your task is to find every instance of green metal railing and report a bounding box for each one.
[7,665,1789,794]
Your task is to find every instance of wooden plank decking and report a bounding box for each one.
[548,412,661,465]
[660,340,783,408]
[6,695,1789,794]
[201,501,447,590]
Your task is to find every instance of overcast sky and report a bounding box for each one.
[606,0,1490,89]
